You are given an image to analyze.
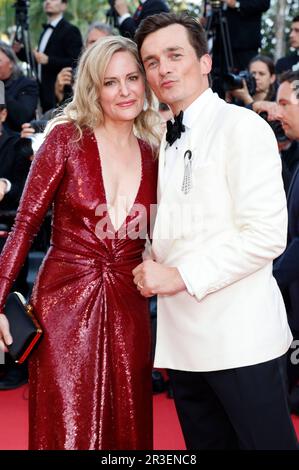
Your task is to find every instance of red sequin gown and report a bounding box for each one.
[0,123,157,450]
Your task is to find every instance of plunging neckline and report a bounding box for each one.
[93,132,143,234]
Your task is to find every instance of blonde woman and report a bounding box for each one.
[0,36,160,450]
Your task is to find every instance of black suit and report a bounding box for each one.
[169,357,298,450]
[210,0,270,71]
[39,18,82,111]
[119,0,169,39]
[274,141,299,390]
[276,53,299,75]
[0,130,31,211]
[0,129,32,325]
[4,75,38,132]
[274,142,299,333]
[28,18,83,112]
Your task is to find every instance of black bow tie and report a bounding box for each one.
[166,111,185,147]
[42,23,55,31]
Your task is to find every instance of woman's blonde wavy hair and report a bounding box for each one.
[48,36,161,150]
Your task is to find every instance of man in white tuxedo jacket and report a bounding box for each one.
[133,13,298,449]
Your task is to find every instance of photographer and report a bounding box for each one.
[114,0,169,39]
[14,0,83,113]
[226,55,290,161]
[209,1,270,71]
[227,55,277,107]
[0,41,38,132]
[0,91,32,390]
[0,102,31,212]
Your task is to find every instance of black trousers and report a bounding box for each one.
[168,355,298,450]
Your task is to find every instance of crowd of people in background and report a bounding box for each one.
[0,0,299,449]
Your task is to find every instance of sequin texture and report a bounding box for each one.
[0,123,157,449]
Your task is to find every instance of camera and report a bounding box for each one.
[223,70,257,96]
[13,0,30,28]
[207,0,223,9]
[259,112,288,143]
[14,0,30,10]
[30,119,47,134]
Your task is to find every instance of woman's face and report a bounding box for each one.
[249,60,275,94]
[99,50,145,124]
[0,50,13,81]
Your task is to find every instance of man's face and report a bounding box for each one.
[86,29,110,49]
[43,0,67,16]
[140,24,212,114]
[276,81,299,140]
[290,21,299,49]
[0,50,13,81]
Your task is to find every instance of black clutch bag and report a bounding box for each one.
[4,292,43,364]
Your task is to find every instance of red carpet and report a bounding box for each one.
[0,386,29,450]
[0,385,185,450]
[0,385,298,450]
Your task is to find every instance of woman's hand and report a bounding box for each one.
[0,314,12,353]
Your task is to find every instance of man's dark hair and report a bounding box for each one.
[135,13,208,61]
[280,70,299,85]
[292,15,299,23]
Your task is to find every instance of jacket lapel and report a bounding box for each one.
[152,131,196,262]
[44,18,65,52]
[152,92,221,263]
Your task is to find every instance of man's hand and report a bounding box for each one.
[55,67,73,102]
[33,50,49,65]
[132,260,186,298]
[253,101,280,121]
[114,0,129,17]
[0,180,8,202]
[21,122,35,139]
[228,80,253,105]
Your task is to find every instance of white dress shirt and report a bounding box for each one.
[163,88,213,184]
[163,88,214,294]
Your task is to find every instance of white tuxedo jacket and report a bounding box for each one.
[152,91,292,372]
